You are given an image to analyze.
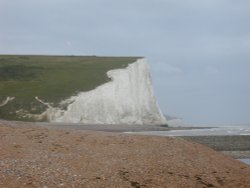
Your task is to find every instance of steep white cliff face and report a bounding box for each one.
[48,58,167,125]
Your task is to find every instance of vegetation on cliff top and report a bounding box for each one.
[0,55,139,121]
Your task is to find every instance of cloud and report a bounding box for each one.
[66,41,72,47]
[205,67,219,74]
[162,64,183,74]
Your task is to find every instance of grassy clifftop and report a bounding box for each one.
[0,55,139,121]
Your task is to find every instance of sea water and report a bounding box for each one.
[238,159,250,165]
[125,126,250,136]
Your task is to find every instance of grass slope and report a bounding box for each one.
[0,55,139,121]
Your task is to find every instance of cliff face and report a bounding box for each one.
[0,56,166,125]
[0,55,139,122]
[48,58,166,125]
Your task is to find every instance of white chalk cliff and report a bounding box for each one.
[47,58,167,125]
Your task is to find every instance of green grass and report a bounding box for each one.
[0,55,140,121]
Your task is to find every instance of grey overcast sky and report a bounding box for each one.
[0,0,250,125]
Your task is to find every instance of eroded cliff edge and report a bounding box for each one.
[45,58,167,125]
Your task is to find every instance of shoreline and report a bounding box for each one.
[0,119,211,132]
[1,120,249,159]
